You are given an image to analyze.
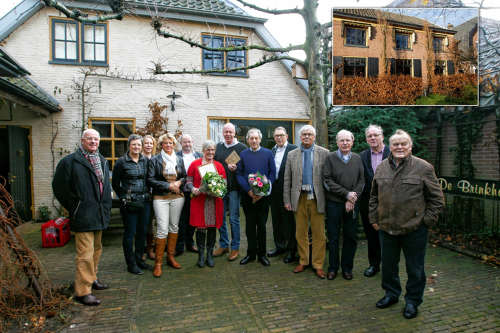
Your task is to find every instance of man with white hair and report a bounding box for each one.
[359,125,390,278]
[52,128,112,306]
[370,129,444,319]
[283,125,329,279]
[176,134,202,256]
[214,123,247,261]
[236,128,276,266]
[322,130,364,281]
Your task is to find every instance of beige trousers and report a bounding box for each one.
[74,231,102,296]
[295,193,326,270]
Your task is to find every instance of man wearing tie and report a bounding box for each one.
[268,127,298,263]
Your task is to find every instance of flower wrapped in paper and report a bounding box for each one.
[248,172,271,197]
[199,171,227,198]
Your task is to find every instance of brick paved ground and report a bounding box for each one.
[17,215,500,333]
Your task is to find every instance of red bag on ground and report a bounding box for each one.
[41,218,70,248]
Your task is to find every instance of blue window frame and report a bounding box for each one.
[82,23,107,65]
[202,34,247,76]
[345,26,366,46]
[52,19,79,63]
[50,18,108,66]
[395,33,410,50]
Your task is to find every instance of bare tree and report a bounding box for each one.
[41,0,332,146]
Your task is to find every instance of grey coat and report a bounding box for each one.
[283,144,329,214]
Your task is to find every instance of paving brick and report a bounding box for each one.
[14,220,500,332]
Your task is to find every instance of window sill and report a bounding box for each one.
[202,72,249,78]
[49,60,109,67]
[395,48,412,51]
[344,44,368,48]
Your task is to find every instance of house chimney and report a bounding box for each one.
[447,24,454,29]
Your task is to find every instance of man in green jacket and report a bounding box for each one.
[369,129,444,319]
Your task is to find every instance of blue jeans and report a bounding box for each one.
[379,224,428,306]
[218,190,240,250]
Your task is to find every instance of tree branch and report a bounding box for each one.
[234,0,303,15]
[154,24,304,53]
[154,55,305,75]
[41,0,124,22]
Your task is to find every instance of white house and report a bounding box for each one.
[0,0,310,219]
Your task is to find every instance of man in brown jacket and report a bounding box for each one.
[369,129,444,319]
[284,125,329,279]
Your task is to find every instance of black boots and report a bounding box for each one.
[196,228,216,268]
[196,229,206,268]
[206,228,216,268]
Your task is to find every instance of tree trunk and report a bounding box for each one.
[303,0,328,148]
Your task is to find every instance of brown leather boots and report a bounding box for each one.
[153,233,181,278]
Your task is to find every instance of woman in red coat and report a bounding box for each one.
[186,140,226,268]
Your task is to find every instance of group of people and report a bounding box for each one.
[52,122,444,320]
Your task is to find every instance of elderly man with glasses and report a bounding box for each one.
[283,125,329,279]
[359,125,390,278]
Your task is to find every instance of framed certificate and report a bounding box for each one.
[198,163,217,178]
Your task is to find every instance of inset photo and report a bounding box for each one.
[332,8,479,106]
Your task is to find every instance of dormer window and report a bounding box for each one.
[345,26,367,47]
[395,32,410,50]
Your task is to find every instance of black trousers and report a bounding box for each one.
[326,200,358,274]
[270,189,296,252]
[360,197,381,268]
[379,224,428,306]
[241,194,269,257]
[176,193,195,251]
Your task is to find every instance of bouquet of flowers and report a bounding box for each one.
[248,172,271,197]
[199,172,227,198]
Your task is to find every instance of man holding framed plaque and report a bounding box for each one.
[213,123,247,261]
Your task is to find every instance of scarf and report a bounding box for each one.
[79,146,103,183]
[161,150,177,178]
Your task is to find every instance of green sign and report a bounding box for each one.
[438,177,500,200]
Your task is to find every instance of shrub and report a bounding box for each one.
[333,75,423,105]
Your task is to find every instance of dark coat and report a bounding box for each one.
[112,153,149,200]
[271,143,298,194]
[52,150,112,232]
[176,150,202,193]
[369,154,444,235]
[359,145,390,199]
[147,153,186,196]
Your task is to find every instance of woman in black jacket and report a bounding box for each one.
[112,134,151,275]
[147,133,186,278]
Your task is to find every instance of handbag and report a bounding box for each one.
[121,191,146,213]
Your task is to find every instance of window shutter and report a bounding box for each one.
[392,28,396,43]
[390,58,396,75]
[413,59,422,77]
[370,26,376,40]
[447,60,455,75]
[341,22,345,37]
[368,57,379,77]
[333,56,343,80]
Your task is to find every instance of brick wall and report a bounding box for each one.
[332,16,455,86]
[422,111,499,180]
[0,8,309,217]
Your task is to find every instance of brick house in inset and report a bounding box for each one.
[332,8,458,88]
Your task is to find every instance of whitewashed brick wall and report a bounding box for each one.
[0,8,309,217]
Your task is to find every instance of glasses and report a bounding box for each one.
[274,134,286,137]
[301,133,314,137]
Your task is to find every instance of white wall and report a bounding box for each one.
[0,8,309,217]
